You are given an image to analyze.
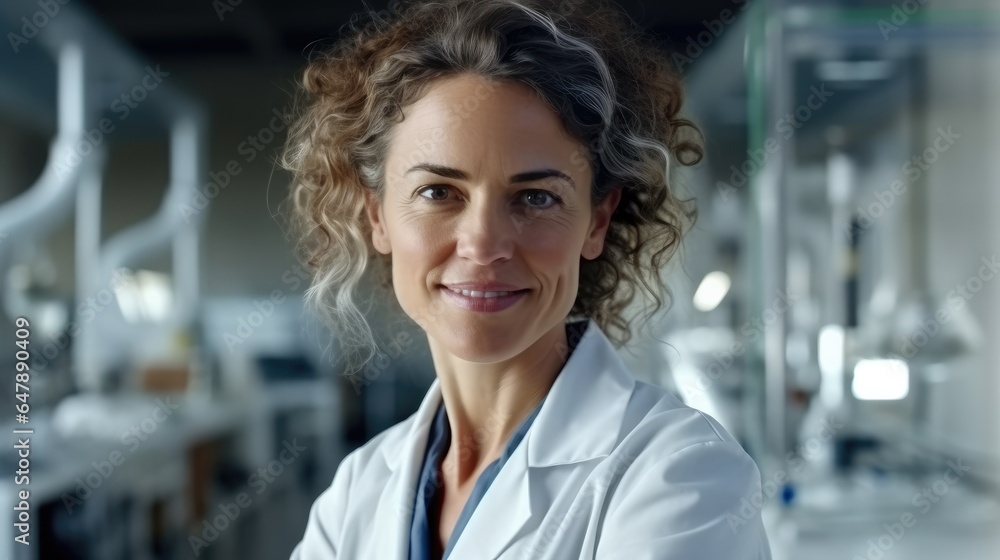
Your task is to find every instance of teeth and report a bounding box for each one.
[448,288,513,298]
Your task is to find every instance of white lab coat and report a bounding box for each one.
[290,318,773,559]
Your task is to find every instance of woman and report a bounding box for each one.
[283,0,772,558]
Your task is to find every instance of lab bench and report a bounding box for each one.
[0,378,341,560]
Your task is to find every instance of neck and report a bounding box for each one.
[429,320,569,486]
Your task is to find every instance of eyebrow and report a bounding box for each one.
[404,163,576,189]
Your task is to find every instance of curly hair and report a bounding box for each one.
[280,0,702,376]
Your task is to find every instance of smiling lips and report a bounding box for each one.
[443,286,525,298]
[440,282,529,296]
[439,285,530,312]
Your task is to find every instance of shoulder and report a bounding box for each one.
[591,381,771,558]
[337,412,417,479]
[289,417,415,559]
[605,378,763,514]
[593,377,763,508]
[289,412,419,557]
[610,388,763,505]
[613,379,746,453]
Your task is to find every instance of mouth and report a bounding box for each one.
[439,285,531,298]
[437,285,531,312]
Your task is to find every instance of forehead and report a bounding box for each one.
[385,74,587,174]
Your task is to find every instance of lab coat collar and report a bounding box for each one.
[384,317,636,470]
[375,317,637,559]
[525,317,637,467]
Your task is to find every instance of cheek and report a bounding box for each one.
[523,228,583,276]
[389,217,448,284]
[386,217,453,329]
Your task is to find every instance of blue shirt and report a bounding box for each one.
[407,319,589,560]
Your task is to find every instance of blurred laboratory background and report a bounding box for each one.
[0,0,998,558]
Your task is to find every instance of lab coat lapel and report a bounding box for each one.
[446,318,637,559]
[445,441,534,559]
[525,318,637,468]
[374,374,535,560]
[375,377,445,559]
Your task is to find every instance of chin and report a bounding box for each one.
[432,323,525,363]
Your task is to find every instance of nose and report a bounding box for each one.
[454,195,517,265]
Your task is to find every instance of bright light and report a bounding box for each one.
[852,359,909,400]
[818,325,844,378]
[817,325,844,408]
[693,271,731,312]
[114,269,173,322]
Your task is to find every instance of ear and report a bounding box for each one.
[364,189,392,255]
[582,185,622,260]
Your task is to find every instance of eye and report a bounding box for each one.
[416,185,454,201]
[520,190,561,209]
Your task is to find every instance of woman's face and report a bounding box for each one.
[365,73,620,362]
